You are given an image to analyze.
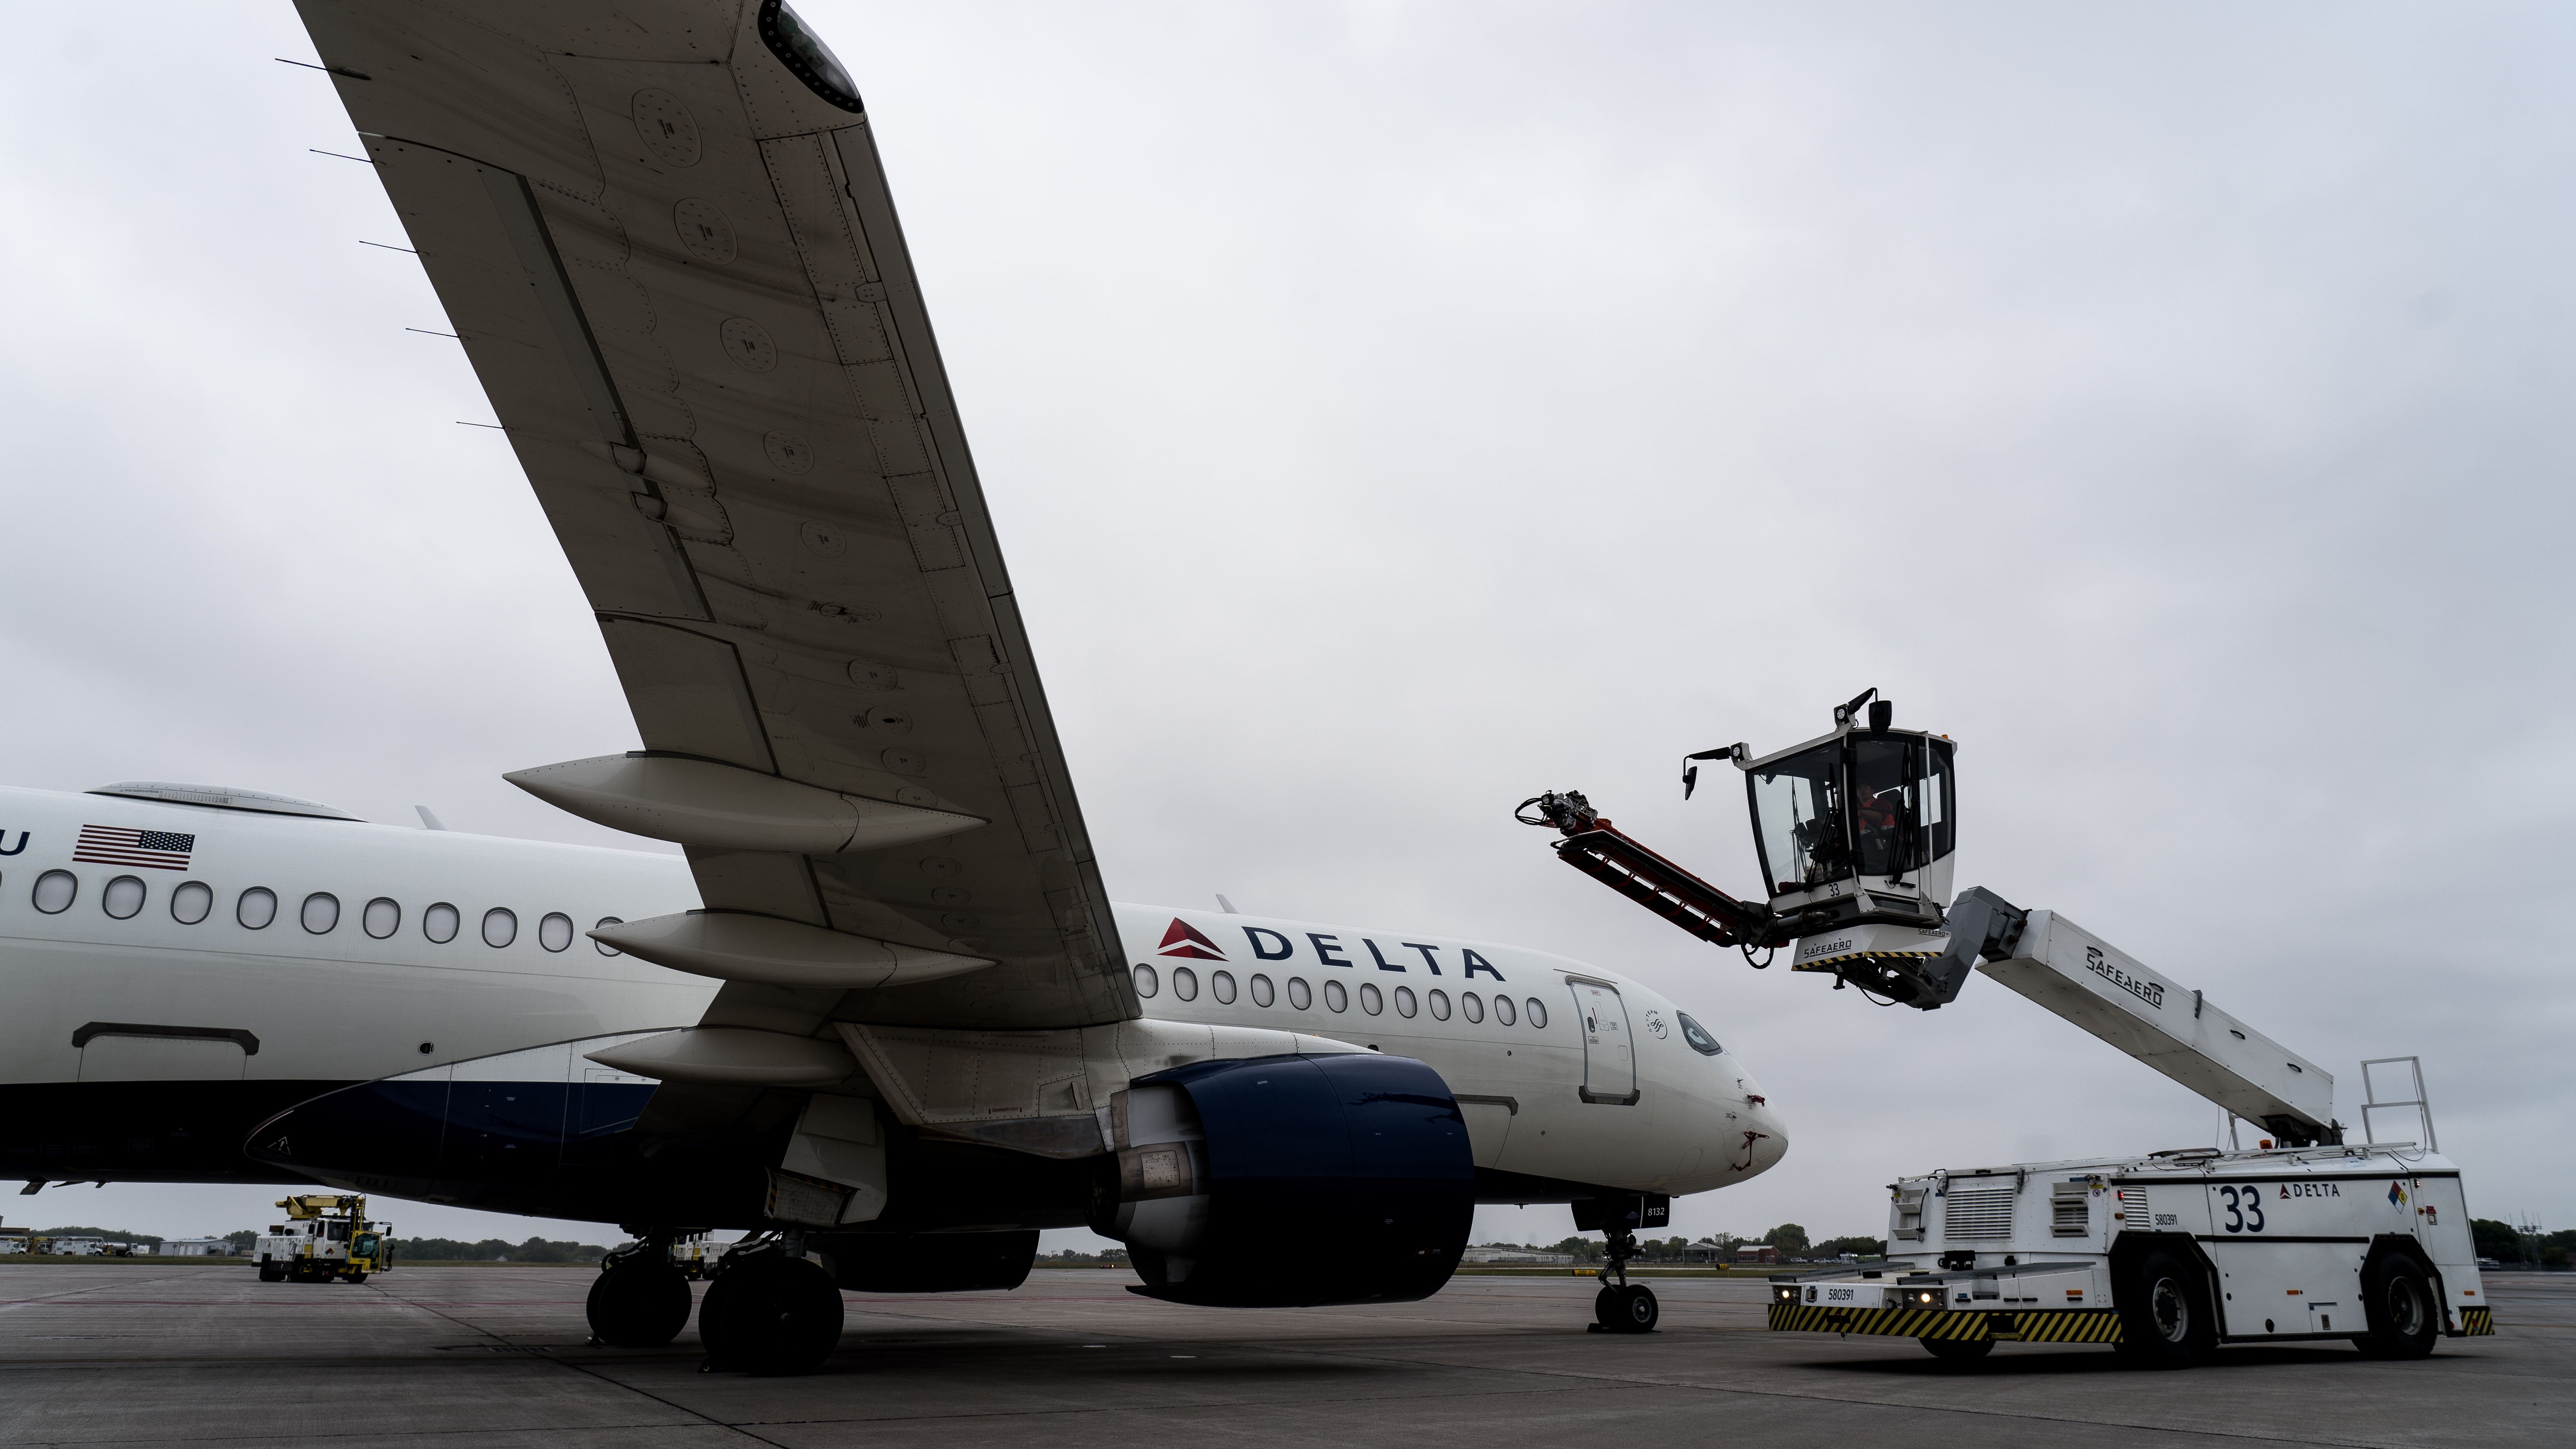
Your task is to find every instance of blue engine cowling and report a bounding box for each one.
[1100,1052,1473,1307]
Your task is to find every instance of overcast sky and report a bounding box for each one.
[2,2,2570,1252]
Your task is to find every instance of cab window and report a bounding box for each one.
[1748,743,1847,891]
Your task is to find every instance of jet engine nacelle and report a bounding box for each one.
[1095,1052,1474,1307]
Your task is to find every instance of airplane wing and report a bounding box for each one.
[295,0,1133,1034]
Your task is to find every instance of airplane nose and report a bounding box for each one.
[1727,1096,1789,1180]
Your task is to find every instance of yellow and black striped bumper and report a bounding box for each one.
[1790,949,1938,974]
[1768,1302,2123,1344]
[2457,1306,2494,1336]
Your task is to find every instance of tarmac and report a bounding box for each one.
[0,1263,2562,1448]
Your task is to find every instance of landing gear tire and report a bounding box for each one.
[1920,1337,1993,1363]
[1592,1283,1659,1333]
[586,1259,695,1349]
[699,1254,842,1375]
[2115,1248,2216,1369]
[2354,1255,2438,1360]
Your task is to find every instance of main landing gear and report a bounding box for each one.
[586,1233,695,1349]
[1589,1227,1660,1334]
[696,1234,844,1376]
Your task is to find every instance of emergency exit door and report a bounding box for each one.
[1569,978,1639,1104]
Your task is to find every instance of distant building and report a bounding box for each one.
[1460,1246,1577,1265]
[161,1239,229,1256]
[1734,1245,1780,1265]
[1681,1239,1734,1263]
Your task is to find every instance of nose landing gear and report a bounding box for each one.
[1595,1277,1660,1332]
[1577,1198,1667,1334]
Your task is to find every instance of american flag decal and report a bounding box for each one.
[73,826,195,871]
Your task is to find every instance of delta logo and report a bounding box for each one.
[1157,918,1226,961]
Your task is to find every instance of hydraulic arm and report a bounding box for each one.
[1519,689,2342,1145]
[1514,791,1786,952]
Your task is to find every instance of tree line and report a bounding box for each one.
[2473,1219,2575,1267]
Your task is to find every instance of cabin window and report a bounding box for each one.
[1172,966,1198,1001]
[363,898,401,939]
[1494,994,1516,1026]
[594,917,623,956]
[1323,979,1347,1012]
[1210,970,1236,1004]
[1393,986,1417,1018]
[1360,982,1383,1015]
[170,881,212,925]
[1461,991,1484,1023]
[1288,976,1312,1009]
[1428,989,1451,1021]
[33,870,77,914]
[237,887,277,929]
[539,912,574,952]
[1249,973,1275,1007]
[423,902,459,943]
[102,876,145,920]
[1525,998,1549,1029]
[1132,963,1158,997]
[301,893,340,934]
[482,907,517,948]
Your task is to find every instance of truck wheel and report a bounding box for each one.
[343,1272,368,1285]
[258,1259,284,1283]
[1920,1337,1993,1363]
[2356,1255,2438,1360]
[2116,1248,2216,1368]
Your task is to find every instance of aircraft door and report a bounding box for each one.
[1570,979,1638,1104]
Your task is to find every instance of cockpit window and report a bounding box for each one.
[1676,1012,1722,1056]
[759,1,865,112]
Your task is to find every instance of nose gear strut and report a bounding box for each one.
[1574,1194,1670,1334]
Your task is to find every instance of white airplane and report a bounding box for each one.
[0,0,1786,1372]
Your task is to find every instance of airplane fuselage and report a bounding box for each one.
[0,785,1785,1222]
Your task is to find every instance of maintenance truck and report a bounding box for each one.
[1519,689,2493,1364]
[669,1231,721,1279]
[1769,1060,2488,1364]
[254,1194,392,1283]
